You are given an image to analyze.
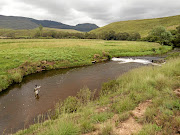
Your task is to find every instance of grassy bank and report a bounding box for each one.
[15,57,180,135]
[0,39,172,92]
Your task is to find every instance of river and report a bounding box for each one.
[0,56,162,134]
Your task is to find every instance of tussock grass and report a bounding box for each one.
[80,120,95,134]
[15,57,180,135]
[91,112,114,123]
[47,120,80,135]
[99,124,114,135]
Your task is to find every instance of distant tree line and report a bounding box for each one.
[33,31,97,39]
[34,29,141,41]
[1,24,180,47]
[101,30,141,41]
[0,25,141,41]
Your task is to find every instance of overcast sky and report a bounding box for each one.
[0,0,180,26]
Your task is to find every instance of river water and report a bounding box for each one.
[0,56,161,134]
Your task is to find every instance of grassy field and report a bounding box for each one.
[0,39,172,92]
[90,15,180,37]
[15,57,180,135]
[0,27,81,38]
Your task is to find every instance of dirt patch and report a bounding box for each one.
[113,100,152,135]
[131,100,152,118]
[174,88,180,97]
[95,104,111,113]
[41,61,55,65]
[114,117,142,135]
[85,100,152,135]
[95,106,109,113]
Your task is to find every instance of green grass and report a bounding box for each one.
[15,57,180,135]
[47,120,80,135]
[91,112,114,123]
[0,39,171,92]
[90,15,180,37]
[137,124,162,135]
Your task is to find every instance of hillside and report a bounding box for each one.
[0,15,99,32]
[90,15,180,37]
[0,15,38,29]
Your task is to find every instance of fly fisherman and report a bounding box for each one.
[34,85,41,98]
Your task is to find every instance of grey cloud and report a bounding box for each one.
[1,0,180,26]
[0,1,7,10]
[19,0,70,16]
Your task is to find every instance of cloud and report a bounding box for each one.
[0,0,180,26]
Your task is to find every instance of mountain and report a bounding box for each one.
[0,15,38,29]
[74,23,99,32]
[0,15,99,32]
[90,15,180,37]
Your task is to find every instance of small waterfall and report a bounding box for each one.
[112,58,152,64]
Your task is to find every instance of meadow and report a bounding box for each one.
[15,57,180,135]
[0,39,172,92]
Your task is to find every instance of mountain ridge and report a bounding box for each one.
[0,15,99,32]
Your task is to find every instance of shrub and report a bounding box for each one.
[102,51,112,60]
[77,87,92,105]
[147,26,173,45]
[128,32,141,41]
[10,69,23,83]
[103,30,116,40]
[176,25,180,34]
[101,80,119,95]
[115,32,130,40]
[62,96,79,113]
[0,75,10,91]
